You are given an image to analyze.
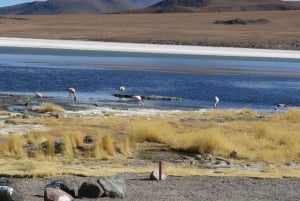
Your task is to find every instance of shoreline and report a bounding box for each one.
[0,37,300,59]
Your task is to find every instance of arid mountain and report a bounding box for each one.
[1,0,300,15]
[0,0,137,15]
[136,0,300,13]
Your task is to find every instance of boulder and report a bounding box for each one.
[78,181,104,198]
[150,170,167,181]
[45,180,75,198]
[0,185,22,201]
[0,186,14,201]
[44,188,73,201]
[98,176,126,198]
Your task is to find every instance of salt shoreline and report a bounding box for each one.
[0,37,300,59]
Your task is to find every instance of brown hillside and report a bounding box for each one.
[136,0,300,13]
[0,0,136,15]
[0,11,299,50]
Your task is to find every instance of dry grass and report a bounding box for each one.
[128,109,300,163]
[0,10,299,49]
[0,108,299,177]
[31,103,64,113]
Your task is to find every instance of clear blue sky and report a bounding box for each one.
[0,0,46,7]
[0,0,299,8]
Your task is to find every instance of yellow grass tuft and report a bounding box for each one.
[269,109,300,121]
[7,134,26,158]
[31,103,64,113]
[102,135,115,156]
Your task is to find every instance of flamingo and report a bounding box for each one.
[119,86,125,92]
[66,88,77,102]
[34,91,43,99]
[214,96,219,108]
[132,95,144,106]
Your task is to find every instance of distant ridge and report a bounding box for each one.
[134,0,300,13]
[0,0,160,15]
[1,0,300,14]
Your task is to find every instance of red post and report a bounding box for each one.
[158,160,162,181]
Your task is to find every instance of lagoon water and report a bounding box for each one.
[0,47,299,111]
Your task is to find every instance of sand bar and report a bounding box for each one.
[0,37,300,59]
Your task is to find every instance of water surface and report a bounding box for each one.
[0,47,299,111]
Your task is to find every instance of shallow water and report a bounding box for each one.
[0,47,299,111]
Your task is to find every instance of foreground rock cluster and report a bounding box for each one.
[0,176,127,201]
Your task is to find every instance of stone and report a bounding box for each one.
[83,135,94,144]
[44,188,74,201]
[0,185,22,201]
[78,181,104,198]
[54,138,64,154]
[0,186,14,201]
[150,170,167,181]
[230,150,237,158]
[45,180,75,198]
[98,176,126,198]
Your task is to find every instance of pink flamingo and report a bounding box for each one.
[66,88,77,102]
[34,91,43,99]
[132,95,144,106]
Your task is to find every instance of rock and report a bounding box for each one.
[44,188,74,201]
[216,157,231,165]
[195,154,202,161]
[78,181,104,198]
[230,151,237,158]
[45,180,75,198]
[0,184,22,201]
[150,170,167,181]
[54,138,64,154]
[0,186,14,201]
[24,141,36,158]
[98,176,126,198]
[214,18,270,25]
[276,103,289,108]
[202,153,213,161]
[83,135,94,144]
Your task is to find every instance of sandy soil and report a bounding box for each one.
[0,11,300,50]
[10,174,300,201]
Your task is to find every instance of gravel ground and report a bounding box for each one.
[7,174,300,201]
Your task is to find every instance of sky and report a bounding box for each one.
[0,0,299,8]
[0,0,45,7]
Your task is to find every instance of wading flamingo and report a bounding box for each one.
[34,91,43,99]
[66,88,77,102]
[132,95,144,106]
[214,96,219,108]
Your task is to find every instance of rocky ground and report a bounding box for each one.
[7,174,300,201]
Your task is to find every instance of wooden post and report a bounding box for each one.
[158,160,162,181]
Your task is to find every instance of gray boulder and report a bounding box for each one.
[0,179,22,201]
[98,176,126,198]
[78,181,104,198]
[45,180,75,198]
[0,186,14,201]
[44,188,74,201]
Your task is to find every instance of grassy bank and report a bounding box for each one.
[0,106,299,177]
